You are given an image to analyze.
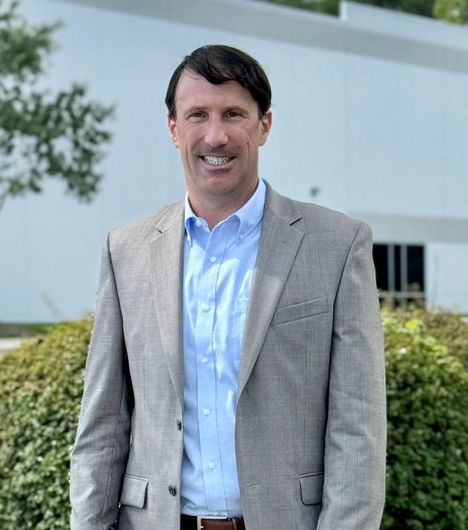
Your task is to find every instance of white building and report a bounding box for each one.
[1,0,467,322]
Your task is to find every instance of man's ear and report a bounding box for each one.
[259,110,272,146]
[168,115,179,148]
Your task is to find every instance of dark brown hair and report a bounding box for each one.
[165,45,272,119]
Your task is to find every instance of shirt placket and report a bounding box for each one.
[194,223,231,513]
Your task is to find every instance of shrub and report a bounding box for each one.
[0,320,91,530]
[388,306,468,369]
[382,310,468,529]
[1,311,467,528]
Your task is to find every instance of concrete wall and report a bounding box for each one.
[1,0,467,321]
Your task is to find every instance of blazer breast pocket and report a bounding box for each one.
[271,296,329,326]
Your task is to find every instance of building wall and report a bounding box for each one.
[426,243,468,311]
[1,0,467,321]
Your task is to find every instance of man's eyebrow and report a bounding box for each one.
[224,106,249,114]
[183,106,206,117]
[182,104,250,116]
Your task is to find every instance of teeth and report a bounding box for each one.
[203,155,231,166]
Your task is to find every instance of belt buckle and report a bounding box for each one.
[197,515,228,530]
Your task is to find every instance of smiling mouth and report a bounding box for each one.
[200,155,235,166]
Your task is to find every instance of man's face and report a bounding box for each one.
[168,70,272,212]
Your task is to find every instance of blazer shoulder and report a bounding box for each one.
[268,186,367,242]
[300,201,369,239]
[108,201,184,248]
[300,201,373,250]
[298,200,361,227]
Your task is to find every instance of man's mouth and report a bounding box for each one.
[200,155,235,166]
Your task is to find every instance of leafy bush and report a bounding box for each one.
[0,320,91,529]
[1,311,467,528]
[386,306,468,368]
[382,310,468,529]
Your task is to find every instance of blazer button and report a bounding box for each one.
[176,420,182,431]
[168,485,177,496]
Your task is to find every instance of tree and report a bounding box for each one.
[357,0,434,18]
[0,0,113,208]
[263,0,339,16]
[433,0,468,23]
[259,0,468,23]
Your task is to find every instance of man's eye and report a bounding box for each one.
[226,111,240,118]
[189,112,204,119]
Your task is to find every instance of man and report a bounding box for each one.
[70,45,386,530]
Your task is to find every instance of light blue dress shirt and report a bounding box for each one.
[181,179,266,517]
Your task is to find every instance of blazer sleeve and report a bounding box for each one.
[317,222,386,530]
[70,234,133,530]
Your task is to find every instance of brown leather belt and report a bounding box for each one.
[180,514,245,530]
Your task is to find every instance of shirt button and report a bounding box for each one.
[209,256,216,263]
[168,485,177,496]
[195,220,202,227]
[201,356,209,364]
[208,462,216,469]
[203,408,210,416]
[239,233,244,240]
[201,303,210,312]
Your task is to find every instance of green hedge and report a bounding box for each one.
[385,306,468,369]
[0,320,91,529]
[0,311,467,528]
[382,309,468,529]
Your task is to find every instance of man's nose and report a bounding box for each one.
[204,118,228,146]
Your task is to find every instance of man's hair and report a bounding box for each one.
[165,44,272,119]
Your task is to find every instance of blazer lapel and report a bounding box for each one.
[238,187,304,399]
[147,203,185,407]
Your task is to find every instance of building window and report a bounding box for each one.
[372,244,425,307]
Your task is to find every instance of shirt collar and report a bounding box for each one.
[184,179,266,247]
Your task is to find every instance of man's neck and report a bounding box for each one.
[188,182,259,230]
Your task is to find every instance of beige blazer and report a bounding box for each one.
[70,183,386,530]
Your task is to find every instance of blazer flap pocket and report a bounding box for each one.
[300,472,324,505]
[120,474,148,508]
[272,297,328,326]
